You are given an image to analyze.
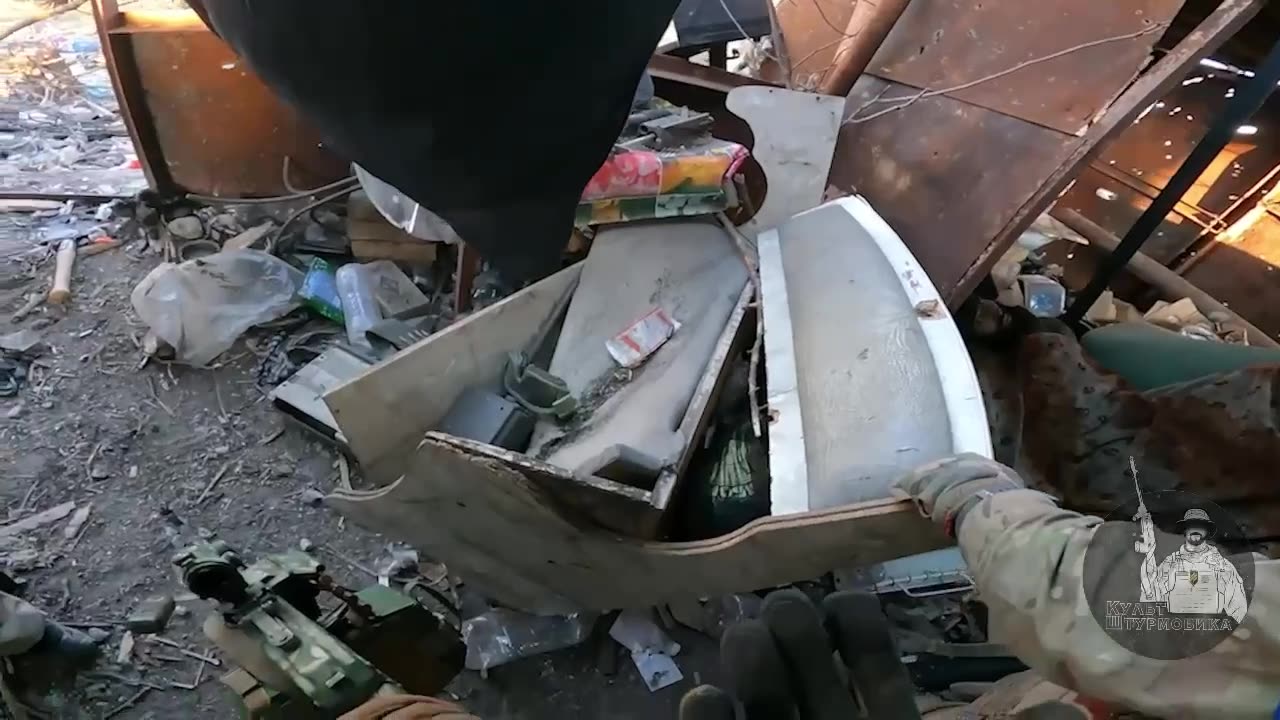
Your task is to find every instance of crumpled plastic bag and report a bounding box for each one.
[131,250,303,366]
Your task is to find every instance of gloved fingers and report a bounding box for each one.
[678,685,736,720]
[760,589,859,720]
[720,618,796,720]
[892,454,1022,519]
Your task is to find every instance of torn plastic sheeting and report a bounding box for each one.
[131,250,303,366]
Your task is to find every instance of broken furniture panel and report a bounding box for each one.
[92,1,348,196]
[760,196,991,514]
[525,220,752,535]
[324,265,583,485]
[825,0,1261,306]
[529,221,747,474]
[323,246,753,537]
[724,86,844,236]
[326,434,948,612]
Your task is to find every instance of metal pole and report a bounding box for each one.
[1063,35,1280,325]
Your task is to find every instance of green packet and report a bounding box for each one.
[298,257,344,323]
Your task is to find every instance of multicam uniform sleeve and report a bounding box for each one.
[957,488,1280,720]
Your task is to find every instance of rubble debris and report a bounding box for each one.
[125,595,176,634]
[0,329,46,355]
[462,609,595,672]
[10,292,44,323]
[0,502,77,542]
[606,307,680,368]
[165,216,204,241]
[221,222,274,252]
[62,503,92,540]
[115,631,135,664]
[609,609,683,691]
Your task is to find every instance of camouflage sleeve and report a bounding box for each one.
[957,489,1280,719]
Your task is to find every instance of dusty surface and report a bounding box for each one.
[0,229,718,718]
[0,4,717,718]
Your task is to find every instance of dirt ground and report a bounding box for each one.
[0,3,721,718]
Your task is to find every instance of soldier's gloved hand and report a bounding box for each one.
[891,453,1025,537]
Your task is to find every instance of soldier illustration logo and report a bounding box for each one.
[1082,458,1255,660]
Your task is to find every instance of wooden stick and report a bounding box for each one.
[196,461,233,505]
[145,637,221,667]
[48,239,77,305]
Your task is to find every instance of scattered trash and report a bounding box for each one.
[462,609,595,672]
[0,502,77,541]
[335,263,382,350]
[300,488,326,507]
[377,542,419,584]
[606,307,680,368]
[609,609,683,691]
[298,258,344,323]
[131,250,303,366]
[115,631,135,664]
[365,260,430,317]
[166,216,204,241]
[1017,275,1066,318]
[222,222,274,252]
[63,503,93,539]
[125,595,176,634]
[0,329,46,355]
[702,593,763,638]
[79,235,122,256]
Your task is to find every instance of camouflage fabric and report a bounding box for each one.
[1010,330,1280,540]
[955,475,1280,719]
[0,592,44,657]
[922,671,1112,720]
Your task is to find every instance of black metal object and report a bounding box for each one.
[1064,36,1280,324]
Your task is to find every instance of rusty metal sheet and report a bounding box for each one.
[773,0,910,94]
[1015,330,1280,540]
[868,0,1185,135]
[1183,210,1280,341]
[829,75,1075,303]
[94,5,347,197]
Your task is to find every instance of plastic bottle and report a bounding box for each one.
[461,610,595,671]
[335,263,382,349]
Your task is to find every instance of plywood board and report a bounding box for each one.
[323,264,582,483]
[327,433,948,612]
[762,198,990,513]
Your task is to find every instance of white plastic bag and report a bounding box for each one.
[131,250,302,366]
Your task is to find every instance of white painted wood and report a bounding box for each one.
[758,227,809,516]
[833,196,993,461]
